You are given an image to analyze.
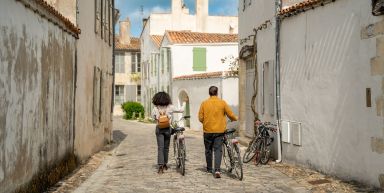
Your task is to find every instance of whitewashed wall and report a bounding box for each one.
[141,20,161,116]
[173,77,239,130]
[0,1,76,192]
[279,0,384,187]
[238,0,277,139]
[171,44,238,77]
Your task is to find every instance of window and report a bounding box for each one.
[167,48,171,72]
[115,54,125,73]
[193,47,207,71]
[108,0,113,45]
[115,85,124,105]
[131,52,141,73]
[161,48,167,74]
[154,53,159,75]
[137,85,141,97]
[103,0,107,41]
[131,53,136,73]
[95,0,113,45]
[151,54,154,76]
[137,53,141,72]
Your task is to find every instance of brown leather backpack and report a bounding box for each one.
[157,109,170,129]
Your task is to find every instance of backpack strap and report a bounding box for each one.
[157,106,167,117]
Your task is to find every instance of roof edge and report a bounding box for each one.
[279,0,337,18]
[173,71,238,80]
[18,0,81,38]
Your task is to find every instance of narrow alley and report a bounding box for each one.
[47,118,368,193]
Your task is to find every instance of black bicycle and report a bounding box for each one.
[243,121,276,165]
[172,115,190,176]
[222,128,243,180]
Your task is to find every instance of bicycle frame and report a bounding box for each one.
[222,129,243,180]
[171,114,190,176]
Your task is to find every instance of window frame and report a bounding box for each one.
[115,53,125,73]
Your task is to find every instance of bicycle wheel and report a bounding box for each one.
[232,144,243,181]
[174,138,180,168]
[243,138,258,163]
[254,138,263,165]
[243,138,260,163]
[222,143,232,172]
[179,141,186,176]
[260,138,270,165]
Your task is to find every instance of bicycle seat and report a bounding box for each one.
[174,127,185,132]
[225,128,236,134]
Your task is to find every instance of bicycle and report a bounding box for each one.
[222,127,243,181]
[243,121,277,165]
[171,114,190,176]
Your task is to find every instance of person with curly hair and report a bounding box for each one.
[152,91,187,174]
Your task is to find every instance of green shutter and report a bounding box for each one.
[193,47,206,71]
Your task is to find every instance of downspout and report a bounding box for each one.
[275,0,282,163]
[111,0,116,114]
[111,0,116,141]
[73,0,79,153]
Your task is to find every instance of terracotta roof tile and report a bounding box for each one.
[166,31,238,44]
[32,0,80,36]
[151,35,163,48]
[115,36,141,51]
[173,71,236,80]
[280,0,330,16]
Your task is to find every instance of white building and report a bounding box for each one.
[114,18,141,115]
[161,31,239,129]
[140,0,238,117]
[238,0,384,188]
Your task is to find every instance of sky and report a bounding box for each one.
[115,0,238,37]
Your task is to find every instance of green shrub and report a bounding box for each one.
[121,101,145,120]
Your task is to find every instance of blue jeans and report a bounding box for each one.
[156,127,171,165]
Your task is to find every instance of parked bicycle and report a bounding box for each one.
[243,121,277,165]
[222,127,243,181]
[171,114,190,176]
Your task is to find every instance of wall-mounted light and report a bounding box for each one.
[373,0,384,16]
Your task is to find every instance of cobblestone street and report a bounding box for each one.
[50,118,373,193]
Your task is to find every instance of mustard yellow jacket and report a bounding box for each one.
[198,96,238,133]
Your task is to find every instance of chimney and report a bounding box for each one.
[172,0,183,14]
[196,0,208,32]
[119,18,131,45]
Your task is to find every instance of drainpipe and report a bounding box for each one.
[73,0,80,153]
[111,0,116,115]
[111,0,116,142]
[275,0,282,163]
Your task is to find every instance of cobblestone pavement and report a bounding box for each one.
[52,118,377,193]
